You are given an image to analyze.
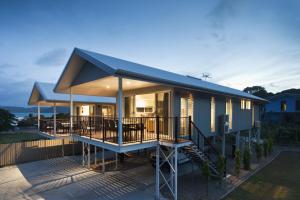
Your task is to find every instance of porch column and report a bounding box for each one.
[248,130,251,152]
[70,88,73,133]
[236,131,240,151]
[174,147,178,200]
[117,77,123,145]
[37,103,40,132]
[53,103,56,136]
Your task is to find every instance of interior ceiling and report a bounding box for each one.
[71,76,158,97]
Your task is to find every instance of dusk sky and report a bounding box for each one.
[0,0,300,106]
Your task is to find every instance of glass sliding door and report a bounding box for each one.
[157,92,170,136]
[181,97,193,135]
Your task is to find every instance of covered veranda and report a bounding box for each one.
[28,81,116,139]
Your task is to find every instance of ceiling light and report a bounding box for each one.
[106,85,110,89]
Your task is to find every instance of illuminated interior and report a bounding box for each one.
[81,105,90,116]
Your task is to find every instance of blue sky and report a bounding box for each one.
[0,0,300,106]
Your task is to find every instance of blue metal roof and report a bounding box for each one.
[29,82,116,105]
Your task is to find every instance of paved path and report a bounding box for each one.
[0,156,155,200]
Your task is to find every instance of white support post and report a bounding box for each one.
[222,133,226,157]
[82,142,85,166]
[248,130,251,152]
[70,88,73,134]
[102,147,105,173]
[174,147,178,200]
[37,103,40,132]
[115,152,118,169]
[236,131,240,151]
[53,103,56,136]
[94,145,97,166]
[88,144,90,169]
[117,77,123,145]
[155,144,160,200]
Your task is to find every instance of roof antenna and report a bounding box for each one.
[202,72,212,81]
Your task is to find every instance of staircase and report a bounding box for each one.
[182,121,226,177]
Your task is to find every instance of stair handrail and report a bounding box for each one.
[190,120,220,156]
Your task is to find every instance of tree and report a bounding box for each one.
[0,108,16,131]
[202,160,210,198]
[243,147,251,170]
[235,150,241,176]
[243,86,272,98]
[255,143,263,162]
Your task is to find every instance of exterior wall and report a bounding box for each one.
[194,93,211,137]
[254,104,260,122]
[265,96,298,113]
[215,96,226,134]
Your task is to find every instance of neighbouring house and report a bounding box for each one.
[50,47,266,199]
[264,93,300,123]
[28,81,115,138]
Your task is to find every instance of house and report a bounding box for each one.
[264,93,300,123]
[50,48,266,199]
[28,81,116,138]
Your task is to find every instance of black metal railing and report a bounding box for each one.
[69,116,192,144]
[40,118,70,135]
[190,120,227,177]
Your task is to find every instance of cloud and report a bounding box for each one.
[35,48,67,67]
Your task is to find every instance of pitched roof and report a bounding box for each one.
[55,48,267,102]
[28,82,116,106]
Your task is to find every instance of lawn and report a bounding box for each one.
[0,132,46,144]
[225,151,300,200]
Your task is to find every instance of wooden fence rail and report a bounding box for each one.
[0,138,82,167]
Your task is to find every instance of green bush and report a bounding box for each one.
[243,147,251,170]
[255,143,262,161]
[202,160,210,178]
[263,140,269,157]
[235,150,241,176]
[217,155,225,180]
[267,138,273,154]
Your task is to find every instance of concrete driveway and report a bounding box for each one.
[0,156,155,200]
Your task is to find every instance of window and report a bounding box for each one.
[241,99,245,109]
[281,100,287,112]
[246,100,251,110]
[211,97,216,132]
[81,105,90,116]
[296,100,300,111]
[226,99,233,130]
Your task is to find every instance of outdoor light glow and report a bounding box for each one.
[106,85,110,89]
[126,81,131,85]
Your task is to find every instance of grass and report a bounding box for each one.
[225,151,300,200]
[0,132,46,144]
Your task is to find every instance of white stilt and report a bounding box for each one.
[236,131,240,151]
[222,133,226,157]
[115,152,118,169]
[94,145,97,166]
[37,103,40,132]
[82,142,85,166]
[53,103,56,136]
[88,144,90,169]
[117,77,123,145]
[155,144,160,200]
[102,147,105,173]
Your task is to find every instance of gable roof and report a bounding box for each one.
[55,48,267,103]
[28,82,116,106]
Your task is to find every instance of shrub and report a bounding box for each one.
[255,143,263,162]
[217,155,225,180]
[263,140,269,157]
[243,147,251,170]
[235,150,241,176]
[267,138,273,154]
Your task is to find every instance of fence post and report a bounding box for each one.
[156,116,159,141]
[175,117,178,143]
[188,116,192,140]
[62,139,64,157]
